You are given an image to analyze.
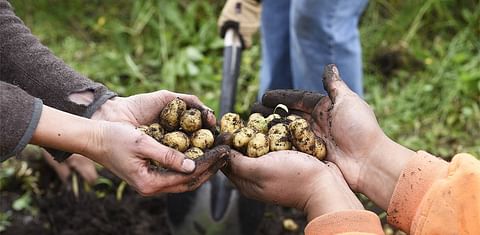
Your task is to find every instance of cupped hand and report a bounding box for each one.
[253,65,414,209]
[92,90,216,128]
[253,65,385,191]
[85,121,230,195]
[223,150,363,221]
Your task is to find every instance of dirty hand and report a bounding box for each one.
[92,90,216,129]
[218,0,261,48]
[252,64,414,209]
[223,150,363,221]
[32,105,228,195]
[86,121,230,195]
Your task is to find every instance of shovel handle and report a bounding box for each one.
[220,29,243,116]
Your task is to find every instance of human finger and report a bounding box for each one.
[138,135,196,173]
[322,64,354,103]
[261,90,326,113]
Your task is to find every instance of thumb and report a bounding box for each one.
[140,137,196,173]
[322,64,353,103]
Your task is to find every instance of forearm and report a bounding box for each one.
[0,0,115,118]
[358,137,415,209]
[31,105,102,158]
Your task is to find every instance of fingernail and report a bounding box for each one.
[182,159,196,172]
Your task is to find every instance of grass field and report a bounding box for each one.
[1,0,479,232]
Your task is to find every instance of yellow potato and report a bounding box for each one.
[220,113,244,133]
[184,147,204,159]
[180,108,202,133]
[232,127,256,149]
[160,98,187,131]
[247,133,269,158]
[191,129,214,150]
[161,131,190,152]
[268,123,292,151]
[148,123,164,141]
[247,113,268,134]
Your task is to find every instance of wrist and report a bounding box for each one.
[91,97,119,121]
[358,137,415,209]
[304,177,364,222]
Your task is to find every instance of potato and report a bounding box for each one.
[161,131,190,152]
[184,147,204,159]
[289,118,316,155]
[148,124,163,142]
[160,98,187,131]
[247,133,269,158]
[265,113,281,124]
[191,129,214,150]
[220,113,244,133]
[286,114,302,122]
[247,113,268,134]
[180,108,202,133]
[232,127,255,149]
[313,138,327,160]
[268,123,292,151]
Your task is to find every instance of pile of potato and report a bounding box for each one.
[137,98,214,160]
[138,98,326,161]
[220,112,326,159]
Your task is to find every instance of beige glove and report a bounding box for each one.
[218,0,261,48]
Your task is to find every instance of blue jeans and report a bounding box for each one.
[259,0,369,97]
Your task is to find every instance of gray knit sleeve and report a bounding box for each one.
[0,82,43,161]
[0,0,116,161]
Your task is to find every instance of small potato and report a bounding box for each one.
[286,115,302,122]
[289,119,316,155]
[160,98,187,131]
[148,123,165,141]
[247,113,268,134]
[184,147,204,159]
[191,129,214,150]
[180,108,202,133]
[313,138,327,160]
[268,123,292,151]
[247,133,269,158]
[265,113,281,124]
[161,131,190,152]
[232,127,256,149]
[269,134,292,151]
[268,123,289,136]
[220,113,244,133]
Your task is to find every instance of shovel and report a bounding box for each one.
[166,28,265,235]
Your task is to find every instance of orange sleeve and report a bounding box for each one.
[387,152,480,234]
[304,210,383,235]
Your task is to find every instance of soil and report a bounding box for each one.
[0,155,307,235]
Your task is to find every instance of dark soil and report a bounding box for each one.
[1,155,307,235]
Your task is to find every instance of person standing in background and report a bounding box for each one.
[219,0,369,97]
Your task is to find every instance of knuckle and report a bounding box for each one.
[162,149,180,168]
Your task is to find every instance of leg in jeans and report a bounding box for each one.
[290,0,369,96]
[258,0,293,98]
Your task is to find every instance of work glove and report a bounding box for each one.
[218,0,262,48]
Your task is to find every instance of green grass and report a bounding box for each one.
[10,0,479,159]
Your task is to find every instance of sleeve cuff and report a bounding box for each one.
[4,98,43,159]
[386,151,448,233]
[47,91,116,162]
[304,210,383,235]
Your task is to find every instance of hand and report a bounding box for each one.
[92,90,216,129]
[85,121,230,195]
[223,150,363,221]
[252,64,414,209]
[42,150,98,185]
[218,0,261,48]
